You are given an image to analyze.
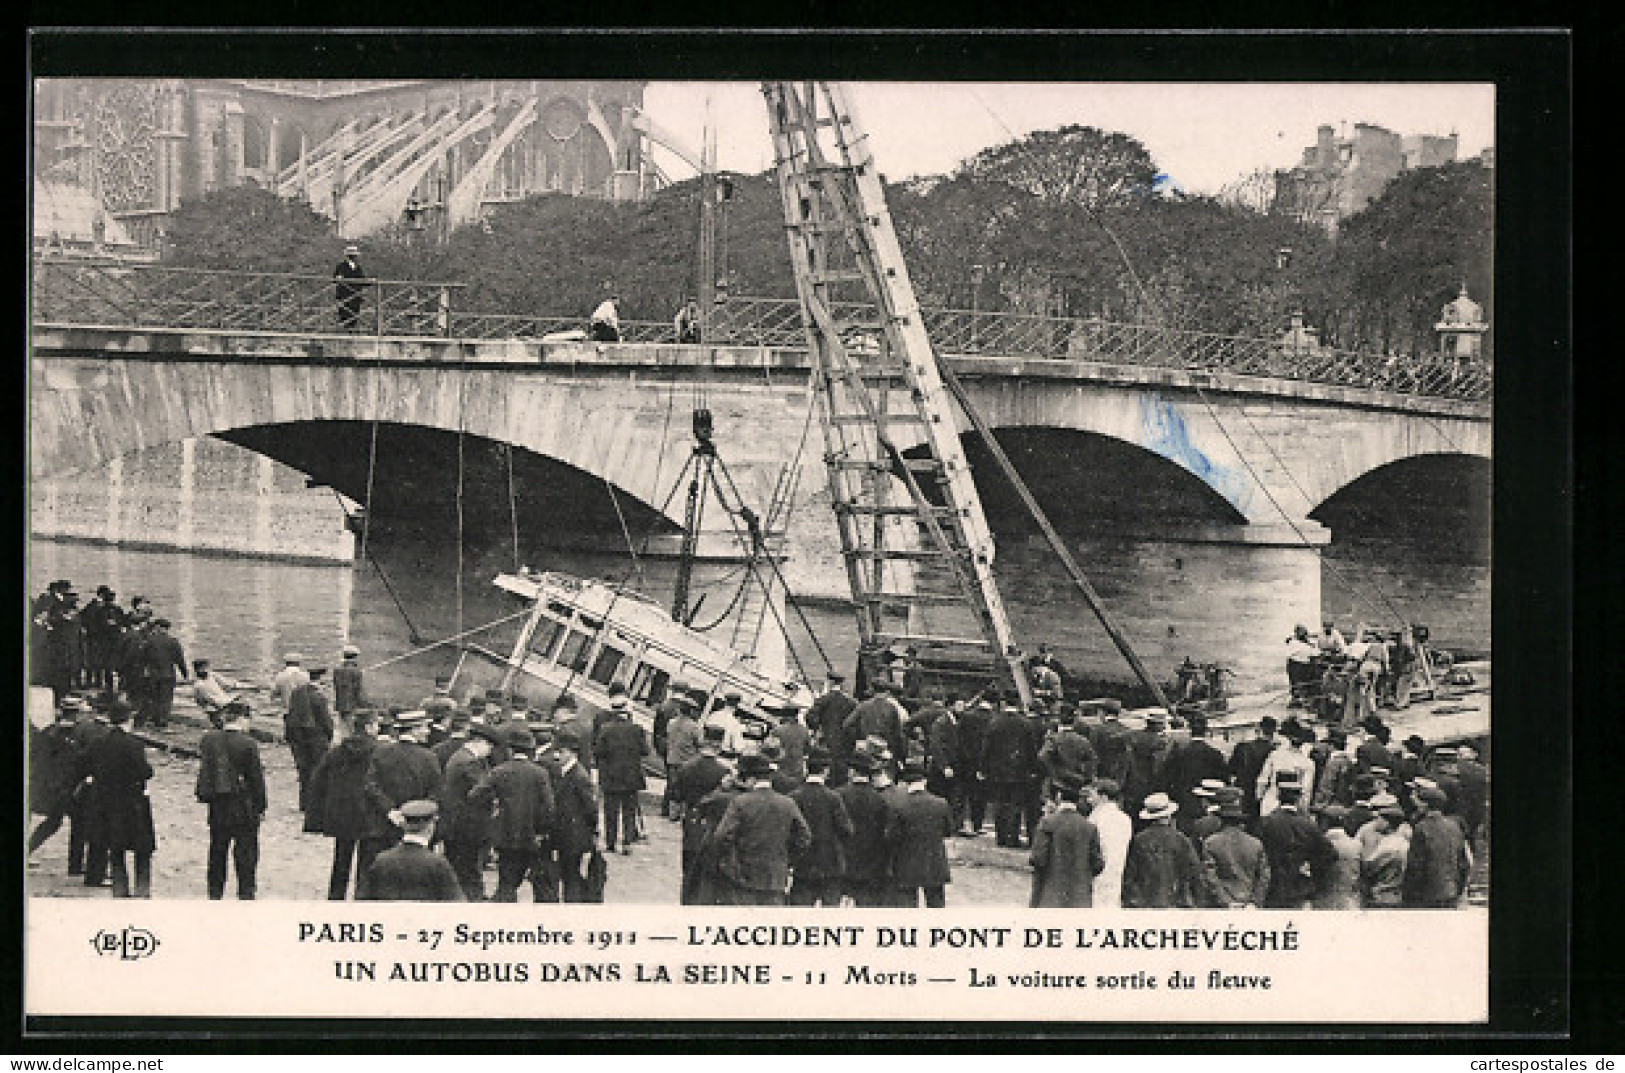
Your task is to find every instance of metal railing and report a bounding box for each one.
[30,259,1491,401]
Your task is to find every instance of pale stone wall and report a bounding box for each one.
[29,437,354,564]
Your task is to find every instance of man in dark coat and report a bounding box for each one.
[788,748,853,907]
[1122,713,1170,819]
[593,689,649,855]
[549,729,601,902]
[79,586,126,691]
[1121,792,1202,908]
[955,696,993,835]
[675,727,732,904]
[1453,744,1490,843]
[285,667,335,811]
[438,721,502,901]
[370,711,443,820]
[29,699,88,865]
[887,760,954,907]
[1227,716,1278,824]
[662,692,704,820]
[1029,775,1105,908]
[925,698,966,832]
[70,699,115,883]
[333,645,366,718]
[1402,785,1472,907]
[333,244,370,331]
[982,702,1039,848]
[1200,793,1271,907]
[845,682,908,766]
[304,710,396,900]
[1160,714,1229,831]
[766,702,812,792]
[472,726,557,902]
[137,618,189,729]
[1086,699,1133,787]
[1038,707,1098,795]
[807,672,857,784]
[432,711,472,770]
[836,753,894,907]
[359,800,464,902]
[1257,775,1332,908]
[86,702,156,897]
[711,753,812,905]
[195,702,267,899]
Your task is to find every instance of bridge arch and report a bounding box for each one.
[30,357,690,530]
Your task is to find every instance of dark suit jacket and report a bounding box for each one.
[1039,727,1098,785]
[672,755,728,807]
[1088,719,1132,785]
[358,841,465,901]
[88,726,155,852]
[438,746,494,845]
[1200,823,1271,907]
[789,780,853,880]
[551,761,599,856]
[140,632,188,681]
[1228,736,1276,808]
[371,741,443,807]
[926,712,961,775]
[713,785,812,893]
[1402,811,1471,907]
[474,757,556,850]
[1161,738,1228,819]
[982,711,1038,784]
[955,706,992,777]
[1121,823,1202,908]
[305,734,393,841]
[807,690,856,751]
[196,727,267,826]
[594,716,649,794]
[30,722,83,814]
[886,788,954,888]
[836,780,893,885]
[1029,807,1104,907]
[1259,806,1332,907]
[846,697,905,760]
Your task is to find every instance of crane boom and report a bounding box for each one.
[762,80,1033,705]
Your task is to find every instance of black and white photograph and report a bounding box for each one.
[20,29,1568,1033]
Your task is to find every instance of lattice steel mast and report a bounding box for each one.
[762,81,1032,705]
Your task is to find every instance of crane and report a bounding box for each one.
[761,80,1174,714]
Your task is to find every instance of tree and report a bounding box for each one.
[958,124,1159,212]
[163,186,340,274]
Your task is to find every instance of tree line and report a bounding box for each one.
[162,124,1492,357]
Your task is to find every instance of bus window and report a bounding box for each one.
[529,616,569,663]
[630,663,672,706]
[557,629,595,672]
[588,644,627,687]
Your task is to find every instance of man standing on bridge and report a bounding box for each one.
[333,244,370,332]
[590,293,622,342]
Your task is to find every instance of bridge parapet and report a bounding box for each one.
[32,259,1492,402]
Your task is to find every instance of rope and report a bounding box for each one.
[359,419,379,566]
[455,354,467,640]
[359,606,536,673]
[506,443,521,571]
[605,475,641,585]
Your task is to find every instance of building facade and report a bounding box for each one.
[1271,122,1467,233]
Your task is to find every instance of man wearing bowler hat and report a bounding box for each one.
[137,618,189,729]
[710,752,811,906]
[1258,771,1332,908]
[359,801,464,902]
[1121,791,1202,908]
[594,685,650,856]
[439,720,503,900]
[86,699,157,898]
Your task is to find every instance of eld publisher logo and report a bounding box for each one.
[91,926,160,960]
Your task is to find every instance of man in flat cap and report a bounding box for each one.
[472,725,557,902]
[710,753,811,906]
[371,711,443,830]
[549,729,600,902]
[807,671,856,784]
[1200,791,1270,908]
[1358,794,1411,907]
[887,759,954,908]
[333,645,366,719]
[359,801,464,902]
[136,618,189,730]
[1086,698,1132,790]
[662,690,704,821]
[195,702,267,899]
[765,700,812,792]
[1029,774,1105,908]
[285,666,335,812]
[1402,783,1471,908]
[1121,792,1201,908]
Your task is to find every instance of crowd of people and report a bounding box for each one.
[1282,618,1452,726]
[28,579,1486,910]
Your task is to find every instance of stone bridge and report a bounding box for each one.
[29,326,1491,691]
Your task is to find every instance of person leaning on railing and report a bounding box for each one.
[332,245,371,332]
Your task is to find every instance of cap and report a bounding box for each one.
[738,753,775,779]
[1218,797,1247,820]
[153,618,171,629]
[900,759,927,782]
[1192,778,1226,797]
[284,652,303,664]
[342,644,361,658]
[400,799,438,822]
[345,244,360,255]
[701,723,726,744]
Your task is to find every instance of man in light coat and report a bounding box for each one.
[1083,777,1133,909]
